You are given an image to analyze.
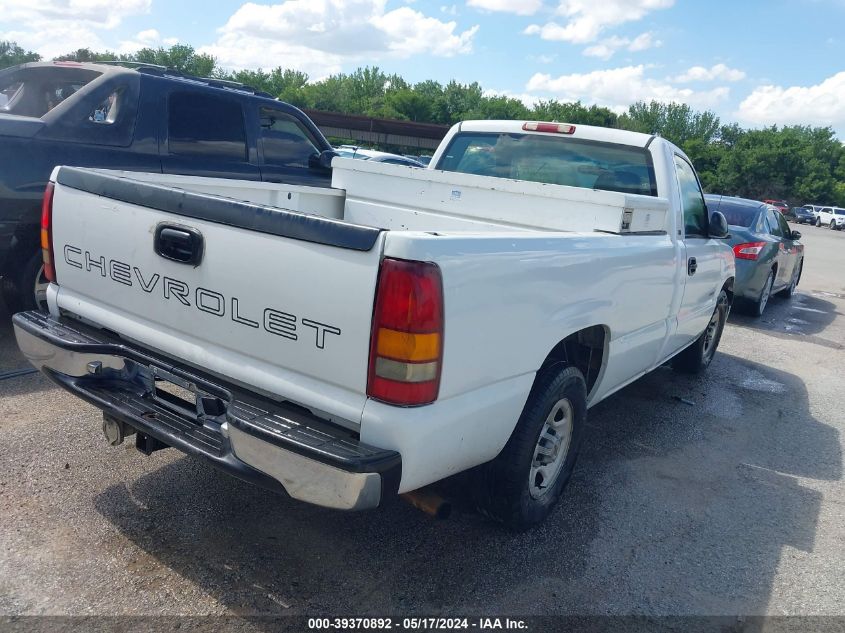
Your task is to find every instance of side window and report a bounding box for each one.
[259,107,319,168]
[767,210,783,237]
[776,212,791,237]
[673,155,708,237]
[758,213,771,234]
[88,88,122,124]
[169,92,247,161]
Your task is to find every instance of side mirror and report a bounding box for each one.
[791,230,802,240]
[708,211,730,239]
[309,149,338,171]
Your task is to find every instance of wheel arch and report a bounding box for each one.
[538,324,609,401]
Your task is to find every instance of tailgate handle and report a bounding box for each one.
[154,224,204,265]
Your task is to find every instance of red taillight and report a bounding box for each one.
[522,121,576,134]
[368,258,444,406]
[40,182,56,282]
[733,241,766,261]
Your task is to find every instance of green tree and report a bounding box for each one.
[134,44,216,76]
[530,100,618,127]
[0,41,41,68]
[54,48,121,63]
[384,89,432,121]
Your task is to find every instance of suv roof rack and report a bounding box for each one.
[92,60,276,99]
[95,60,168,71]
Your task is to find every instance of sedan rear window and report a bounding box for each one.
[712,201,759,227]
[436,132,658,196]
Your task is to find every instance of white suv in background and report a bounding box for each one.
[816,207,845,230]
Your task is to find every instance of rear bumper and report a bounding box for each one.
[13,311,401,511]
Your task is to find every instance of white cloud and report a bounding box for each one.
[135,29,160,43]
[527,65,730,110]
[117,28,180,55]
[582,31,660,59]
[675,63,746,83]
[525,0,673,44]
[0,0,151,58]
[467,0,543,16]
[527,53,557,64]
[628,31,658,51]
[736,72,845,132]
[200,0,479,75]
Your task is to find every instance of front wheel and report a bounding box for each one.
[830,221,837,230]
[672,289,730,374]
[473,366,587,530]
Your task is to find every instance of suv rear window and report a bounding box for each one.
[0,66,101,118]
[436,132,657,196]
[168,92,247,161]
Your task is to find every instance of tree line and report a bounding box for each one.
[2,41,844,205]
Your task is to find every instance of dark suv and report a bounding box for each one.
[0,61,335,311]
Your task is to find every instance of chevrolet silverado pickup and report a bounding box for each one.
[14,120,735,528]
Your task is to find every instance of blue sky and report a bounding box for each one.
[3,0,844,134]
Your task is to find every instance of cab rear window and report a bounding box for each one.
[436,132,657,196]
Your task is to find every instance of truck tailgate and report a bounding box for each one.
[49,168,384,426]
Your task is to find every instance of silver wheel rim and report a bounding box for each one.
[33,263,49,311]
[702,304,721,356]
[529,398,574,500]
[759,274,772,314]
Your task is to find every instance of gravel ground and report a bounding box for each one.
[0,224,843,619]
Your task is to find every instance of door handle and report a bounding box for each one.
[687,257,697,276]
[154,224,204,265]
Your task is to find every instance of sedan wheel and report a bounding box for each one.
[754,271,774,317]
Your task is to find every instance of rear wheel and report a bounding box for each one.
[747,270,775,318]
[473,366,587,530]
[672,289,730,374]
[778,260,802,298]
[1,251,47,313]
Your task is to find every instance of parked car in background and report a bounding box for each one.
[763,199,789,214]
[334,145,424,167]
[706,195,803,317]
[815,207,845,230]
[789,207,816,224]
[0,61,335,312]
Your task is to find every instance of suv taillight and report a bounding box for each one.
[367,258,444,406]
[41,182,56,282]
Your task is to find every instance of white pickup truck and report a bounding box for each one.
[14,120,735,528]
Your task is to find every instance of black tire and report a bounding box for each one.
[473,366,587,530]
[815,218,821,227]
[777,260,802,298]
[830,221,837,230]
[1,251,46,313]
[672,289,729,374]
[745,269,775,318]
